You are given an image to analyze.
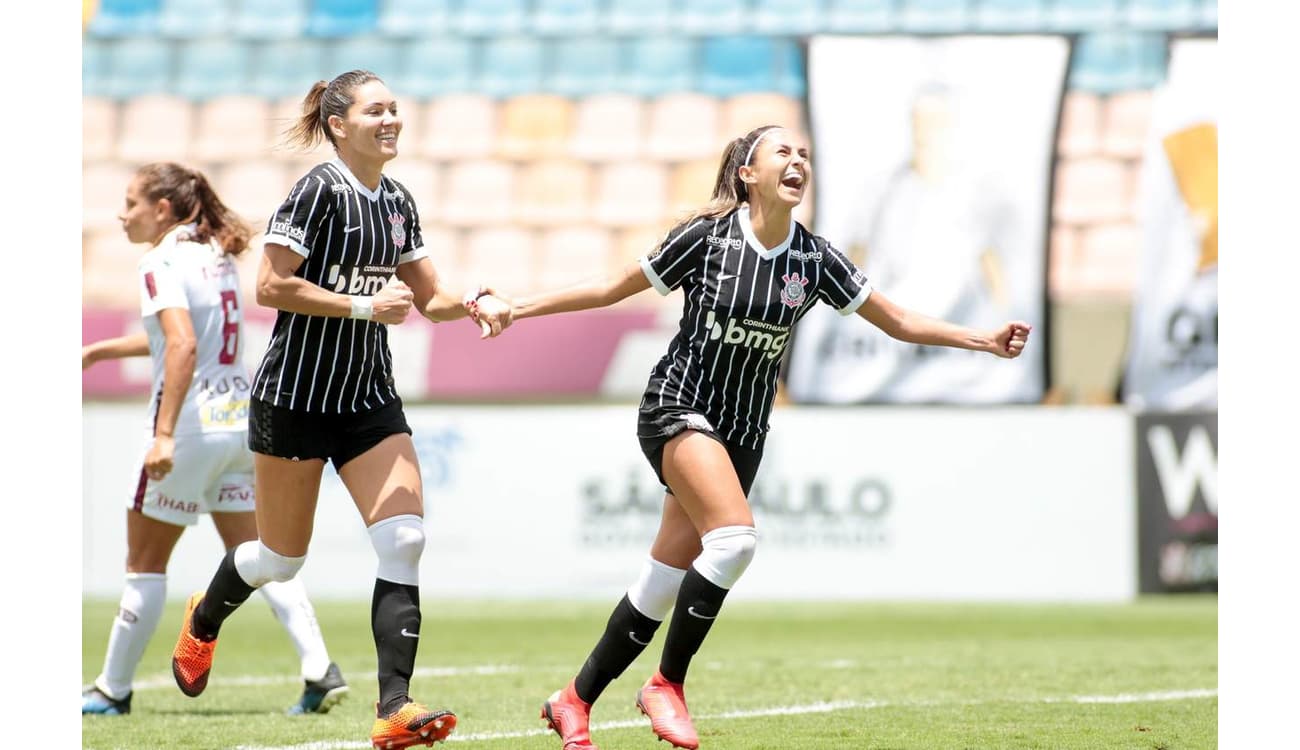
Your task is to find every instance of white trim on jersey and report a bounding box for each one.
[640,256,671,295]
[738,205,795,259]
[330,158,383,201]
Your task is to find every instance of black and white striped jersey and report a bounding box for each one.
[637,206,872,448]
[253,159,426,413]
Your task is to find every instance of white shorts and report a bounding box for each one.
[128,431,255,526]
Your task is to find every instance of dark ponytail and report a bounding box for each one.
[135,162,252,258]
[683,125,781,223]
[283,69,383,152]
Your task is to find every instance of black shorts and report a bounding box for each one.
[249,398,412,468]
[637,407,765,496]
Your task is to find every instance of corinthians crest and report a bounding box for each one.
[780,272,809,308]
[388,212,406,249]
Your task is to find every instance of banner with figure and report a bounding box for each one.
[1122,37,1217,411]
[786,36,1065,403]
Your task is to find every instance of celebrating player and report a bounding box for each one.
[499,125,1030,749]
[82,162,347,717]
[168,70,510,749]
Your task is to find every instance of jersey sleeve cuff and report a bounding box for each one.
[398,244,428,265]
[639,256,671,296]
[839,283,872,316]
[264,234,310,258]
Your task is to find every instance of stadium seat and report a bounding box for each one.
[328,35,402,79]
[700,36,778,97]
[420,225,463,284]
[1047,224,1080,298]
[668,159,719,219]
[83,162,136,230]
[532,0,601,35]
[516,159,593,227]
[772,37,807,98]
[440,160,516,228]
[383,160,441,223]
[174,39,251,100]
[1075,222,1140,296]
[568,94,646,162]
[753,0,825,35]
[624,36,696,96]
[898,0,970,33]
[398,37,475,98]
[453,0,527,35]
[157,0,230,37]
[723,92,804,136]
[547,37,622,97]
[1047,0,1119,31]
[1069,32,1156,94]
[645,93,722,162]
[1052,156,1133,226]
[83,97,119,163]
[478,37,544,98]
[1199,0,1217,29]
[192,96,272,163]
[104,38,173,100]
[306,0,378,37]
[86,0,161,37]
[497,95,574,161]
[117,94,194,163]
[973,0,1044,31]
[1100,90,1153,160]
[824,0,894,32]
[83,228,145,308]
[593,161,668,228]
[1056,91,1102,158]
[535,226,615,289]
[460,227,537,295]
[230,0,307,40]
[605,0,674,34]
[83,39,113,98]
[212,161,294,227]
[418,94,498,160]
[376,0,450,37]
[1125,0,1198,30]
[247,39,329,100]
[677,0,747,34]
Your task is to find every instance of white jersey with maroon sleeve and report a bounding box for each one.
[137,223,251,436]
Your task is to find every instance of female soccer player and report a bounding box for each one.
[81,162,346,717]
[169,70,509,749]
[506,125,1030,749]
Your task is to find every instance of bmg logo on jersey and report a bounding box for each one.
[327,263,396,294]
[704,310,790,360]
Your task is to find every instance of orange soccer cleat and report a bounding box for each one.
[540,680,599,750]
[370,701,457,749]
[171,592,217,697]
[636,670,700,749]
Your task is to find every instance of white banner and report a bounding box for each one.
[84,404,1135,601]
[787,36,1064,403]
[1122,37,1218,411]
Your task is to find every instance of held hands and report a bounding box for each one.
[991,321,1032,359]
[144,434,175,481]
[464,286,514,339]
[372,280,414,325]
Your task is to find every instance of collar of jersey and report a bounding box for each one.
[157,222,199,247]
[738,205,795,260]
[329,158,383,201]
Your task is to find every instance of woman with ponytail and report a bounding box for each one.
[81,162,347,717]
[498,125,1032,749]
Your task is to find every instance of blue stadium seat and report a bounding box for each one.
[605,0,674,34]
[247,39,329,100]
[1048,0,1119,31]
[454,0,527,35]
[231,0,307,40]
[624,36,695,97]
[1069,32,1167,95]
[376,0,450,37]
[1125,0,1198,30]
[772,38,806,98]
[754,0,825,34]
[974,0,1044,31]
[398,38,475,98]
[678,0,748,35]
[898,0,970,33]
[547,37,622,97]
[306,0,378,37]
[105,38,173,99]
[86,0,161,38]
[1199,0,1218,29]
[157,0,231,38]
[175,39,251,100]
[329,36,402,79]
[478,37,544,98]
[532,0,601,35]
[700,36,780,98]
[824,0,893,32]
[83,39,114,98]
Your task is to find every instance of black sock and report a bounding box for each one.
[192,548,256,641]
[373,578,421,717]
[573,595,663,704]
[658,567,728,684]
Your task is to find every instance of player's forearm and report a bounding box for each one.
[84,333,150,364]
[893,310,996,353]
[154,336,196,437]
[422,287,471,323]
[513,281,614,320]
[257,275,358,318]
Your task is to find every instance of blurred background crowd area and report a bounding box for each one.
[80,0,1218,406]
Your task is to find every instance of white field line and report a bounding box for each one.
[132,664,524,691]
[229,689,1217,750]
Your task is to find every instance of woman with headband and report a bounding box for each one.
[495,125,1032,749]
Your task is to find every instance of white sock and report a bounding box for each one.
[96,573,166,699]
[259,578,332,682]
[626,557,688,621]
